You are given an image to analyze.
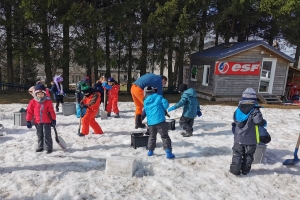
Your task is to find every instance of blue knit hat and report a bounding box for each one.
[242,88,257,101]
[34,84,46,94]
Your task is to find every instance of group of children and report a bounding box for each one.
[24,74,270,176]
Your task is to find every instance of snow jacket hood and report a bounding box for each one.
[144,93,169,126]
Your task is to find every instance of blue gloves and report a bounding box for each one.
[263,120,267,127]
[197,109,202,117]
[27,121,32,129]
[167,106,175,112]
[51,120,56,127]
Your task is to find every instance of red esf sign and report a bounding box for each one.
[214,61,261,75]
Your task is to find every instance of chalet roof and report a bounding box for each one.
[191,41,296,63]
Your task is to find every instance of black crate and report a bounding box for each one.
[131,133,149,149]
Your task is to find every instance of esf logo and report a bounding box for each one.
[217,62,229,74]
[215,61,261,75]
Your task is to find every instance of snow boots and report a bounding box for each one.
[165,148,175,159]
[148,150,154,156]
[114,113,120,118]
[135,114,145,129]
[181,131,193,137]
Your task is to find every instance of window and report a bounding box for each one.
[190,65,210,86]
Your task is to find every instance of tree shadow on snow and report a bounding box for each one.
[67,143,130,153]
[0,136,14,144]
[0,159,106,175]
[195,130,232,137]
[193,122,229,131]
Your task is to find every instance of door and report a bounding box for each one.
[258,58,277,93]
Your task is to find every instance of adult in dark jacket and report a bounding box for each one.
[230,88,267,176]
[167,84,201,137]
[131,73,168,129]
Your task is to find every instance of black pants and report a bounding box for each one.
[179,116,194,133]
[148,121,172,151]
[55,99,64,110]
[35,123,53,151]
[230,143,256,175]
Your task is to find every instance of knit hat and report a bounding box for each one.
[107,77,115,82]
[81,83,92,95]
[178,84,188,93]
[144,86,157,97]
[241,88,257,101]
[34,84,46,94]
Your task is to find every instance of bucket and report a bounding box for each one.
[131,133,149,149]
[62,102,76,116]
[166,119,175,130]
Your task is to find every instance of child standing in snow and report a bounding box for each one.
[167,84,201,137]
[78,83,103,137]
[75,76,90,118]
[102,77,120,118]
[50,75,65,112]
[93,76,106,103]
[26,84,56,154]
[230,88,267,176]
[143,86,175,159]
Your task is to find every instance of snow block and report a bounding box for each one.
[105,156,136,177]
[62,102,76,116]
[253,143,267,164]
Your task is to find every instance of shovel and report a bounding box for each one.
[78,108,83,135]
[48,112,67,149]
[283,133,300,165]
[101,88,108,120]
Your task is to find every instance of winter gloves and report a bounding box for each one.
[167,106,175,112]
[27,121,32,129]
[197,109,202,117]
[51,120,56,127]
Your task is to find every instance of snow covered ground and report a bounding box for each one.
[0,102,300,200]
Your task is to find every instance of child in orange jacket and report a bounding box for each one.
[102,77,120,118]
[78,83,103,137]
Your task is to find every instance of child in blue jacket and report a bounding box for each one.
[143,86,175,159]
[168,84,201,137]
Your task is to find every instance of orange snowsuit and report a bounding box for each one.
[106,84,120,114]
[81,92,103,135]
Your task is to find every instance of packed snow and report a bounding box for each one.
[0,102,300,200]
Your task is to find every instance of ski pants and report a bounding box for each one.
[131,84,144,115]
[230,143,256,174]
[179,116,194,133]
[35,123,52,151]
[148,121,172,151]
[55,99,64,110]
[106,97,119,114]
[81,108,103,135]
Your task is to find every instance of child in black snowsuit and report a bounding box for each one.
[230,88,267,176]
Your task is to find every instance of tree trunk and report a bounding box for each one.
[177,37,184,86]
[160,38,165,75]
[127,43,133,92]
[215,31,219,46]
[20,55,24,84]
[62,22,70,89]
[93,26,98,84]
[105,25,111,78]
[294,45,300,68]
[5,3,13,83]
[167,35,173,89]
[199,10,207,52]
[42,14,52,87]
[118,45,121,83]
[140,25,147,76]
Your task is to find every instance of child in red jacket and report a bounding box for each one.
[26,84,56,154]
[103,77,120,118]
